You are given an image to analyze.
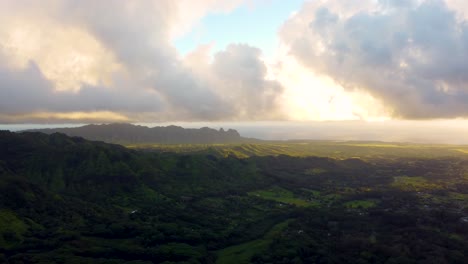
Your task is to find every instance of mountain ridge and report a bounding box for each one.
[25,123,253,144]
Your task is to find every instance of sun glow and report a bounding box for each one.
[0,111,130,123]
[269,55,391,121]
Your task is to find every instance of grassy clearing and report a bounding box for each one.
[343,199,378,209]
[127,141,468,160]
[449,192,468,201]
[453,148,468,154]
[344,144,408,148]
[248,186,311,207]
[301,189,342,207]
[392,176,441,191]
[216,219,292,264]
[0,209,28,249]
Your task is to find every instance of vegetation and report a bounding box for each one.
[216,220,293,264]
[28,123,246,144]
[248,187,312,207]
[130,140,468,160]
[0,131,467,263]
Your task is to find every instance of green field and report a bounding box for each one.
[127,141,468,160]
[343,199,379,209]
[392,176,442,191]
[248,186,313,207]
[216,220,293,264]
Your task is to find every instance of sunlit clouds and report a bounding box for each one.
[268,53,391,121]
[0,111,129,123]
[1,0,468,123]
[0,18,122,91]
[279,0,468,119]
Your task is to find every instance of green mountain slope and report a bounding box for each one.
[0,131,467,263]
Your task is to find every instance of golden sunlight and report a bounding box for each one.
[273,56,391,121]
[0,111,129,123]
[0,18,122,92]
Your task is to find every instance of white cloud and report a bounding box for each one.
[280,0,468,118]
[0,18,122,91]
[3,0,466,123]
[269,53,391,121]
[446,0,468,20]
[173,0,247,38]
[0,0,285,123]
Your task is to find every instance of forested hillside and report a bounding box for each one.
[27,123,246,144]
[0,131,467,263]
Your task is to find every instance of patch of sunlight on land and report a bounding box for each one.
[449,192,468,202]
[453,148,468,154]
[300,189,343,207]
[392,176,442,191]
[248,186,312,207]
[216,219,293,264]
[126,141,468,160]
[344,144,408,148]
[0,209,28,249]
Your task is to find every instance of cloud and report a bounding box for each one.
[0,0,284,123]
[269,54,391,121]
[280,0,468,118]
[211,44,285,119]
[0,61,162,117]
[5,0,468,123]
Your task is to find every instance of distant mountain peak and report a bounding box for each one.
[25,123,249,144]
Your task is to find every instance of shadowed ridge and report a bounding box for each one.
[24,123,250,144]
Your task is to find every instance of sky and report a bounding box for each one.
[174,0,304,56]
[2,0,468,141]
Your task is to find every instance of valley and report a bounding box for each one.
[0,131,467,263]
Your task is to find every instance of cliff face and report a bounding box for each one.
[27,123,245,144]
